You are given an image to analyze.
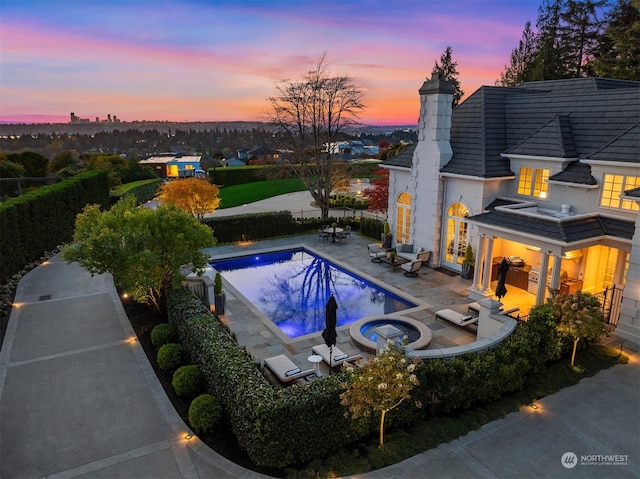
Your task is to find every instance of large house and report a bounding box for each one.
[383,74,640,346]
[139,154,204,179]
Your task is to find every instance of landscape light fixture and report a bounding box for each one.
[185,434,193,440]
[529,403,539,410]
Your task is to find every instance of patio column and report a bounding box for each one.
[481,236,494,295]
[472,234,484,290]
[536,251,550,304]
[548,254,562,295]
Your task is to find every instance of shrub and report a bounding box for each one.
[172,365,204,398]
[157,343,184,371]
[151,323,177,350]
[188,394,222,434]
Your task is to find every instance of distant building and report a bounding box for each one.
[139,154,203,179]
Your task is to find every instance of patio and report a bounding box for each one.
[201,233,535,379]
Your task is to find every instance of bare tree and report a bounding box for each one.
[268,53,366,219]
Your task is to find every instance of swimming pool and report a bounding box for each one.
[210,248,416,339]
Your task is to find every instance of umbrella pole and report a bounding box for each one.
[329,345,333,376]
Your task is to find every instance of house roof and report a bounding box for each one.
[624,187,640,198]
[485,198,525,210]
[469,209,634,244]
[440,78,639,178]
[382,143,416,168]
[506,115,577,158]
[548,160,597,185]
[140,155,201,164]
[586,122,640,163]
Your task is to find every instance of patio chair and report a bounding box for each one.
[318,228,330,242]
[400,259,423,277]
[368,244,387,262]
[263,355,315,383]
[312,344,362,368]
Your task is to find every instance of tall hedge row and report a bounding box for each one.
[0,170,109,283]
[210,166,272,187]
[203,211,366,244]
[168,289,353,467]
[202,211,296,243]
[168,287,560,469]
[110,178,162,205]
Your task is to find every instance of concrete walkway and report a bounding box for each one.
[0,256,275,479]
[1,192,638,478]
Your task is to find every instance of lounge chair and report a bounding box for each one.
[400,259,423,277]
[263,355,315,383]
[368,244,387,262]
[311,344,362,368]
[435,308,478,327]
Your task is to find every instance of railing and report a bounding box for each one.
[593,285,624,326]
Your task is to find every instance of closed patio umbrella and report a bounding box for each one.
[322,294,338,375]
[496,258,509,300]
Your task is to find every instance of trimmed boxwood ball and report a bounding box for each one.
[151,323,176,350]
[172,365,204,398]
[188,394,222,434]
[157,343,183,371]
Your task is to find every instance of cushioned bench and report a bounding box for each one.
[435,308,478,327]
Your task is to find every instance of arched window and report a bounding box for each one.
[396,192,412,244]
[443,202,469,269]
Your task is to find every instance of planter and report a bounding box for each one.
[461,263,474,280]
[214,293,226,315]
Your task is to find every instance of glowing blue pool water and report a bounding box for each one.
[210,248,416,338]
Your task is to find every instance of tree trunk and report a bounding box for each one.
[570,337,579,366]
[379,409,387,447]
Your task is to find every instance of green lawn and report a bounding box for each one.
[218,178,307,209]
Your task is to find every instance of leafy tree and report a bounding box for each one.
[268,52,366,220]
[363,167,389,215]
[432,46,464,107]
[157,178,221,220]
[0,157,26,178]
[340,343,421,447]
[591,0,640,80]
[497,21,539,86]
[7,151,49,177]
[62,195,215,315]
[50,151,78,174]
[550,290,606,367]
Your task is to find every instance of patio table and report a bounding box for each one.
[379,255,409,271]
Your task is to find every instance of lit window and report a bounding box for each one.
[600,174,640,211]
[518,167,549,198]
[396,192,411,244]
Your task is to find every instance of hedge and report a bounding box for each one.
[203,210,363,244]
[168,287,560,468]
[110,178,162,205]
[0,170,109,284]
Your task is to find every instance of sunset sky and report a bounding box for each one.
[0,0,541,125]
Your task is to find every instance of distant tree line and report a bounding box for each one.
[498,0,640,86]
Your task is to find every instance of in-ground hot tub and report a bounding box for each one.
[350,316,432,354]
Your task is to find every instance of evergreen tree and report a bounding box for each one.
[497,21,539,86]
[591,0,640,80]
[559,0,609,77]
[533,0,568,80]
[432,46,464,107]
